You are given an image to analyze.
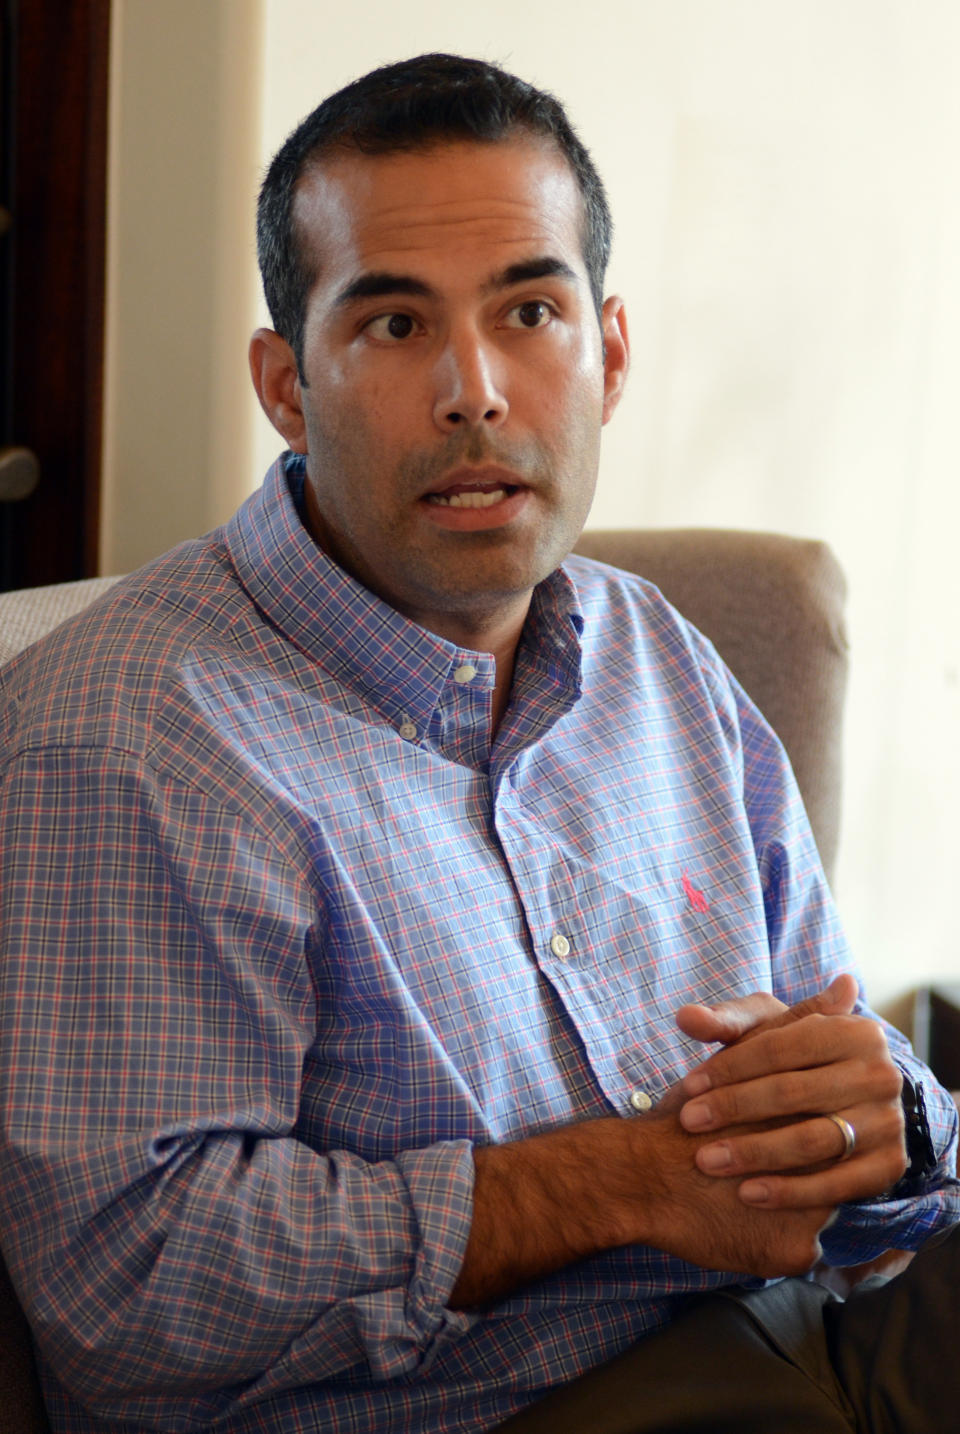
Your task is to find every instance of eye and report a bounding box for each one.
[364,312,418,341]
[503,300,555,330]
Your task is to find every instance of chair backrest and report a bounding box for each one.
[0,576,121,666]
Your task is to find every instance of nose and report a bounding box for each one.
[432,326,509,431]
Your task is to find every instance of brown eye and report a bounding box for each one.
[386,313,414,339]
[366,312,418,341]
[518,301,548,328]
[504,300,554,330]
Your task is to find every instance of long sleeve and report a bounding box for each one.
[0,745,476,1429]
[3,493,958,1434]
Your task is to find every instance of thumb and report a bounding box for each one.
[675,973,858,1048]
[675,990,787,1046]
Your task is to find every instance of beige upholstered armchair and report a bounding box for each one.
[0,529,848,1433]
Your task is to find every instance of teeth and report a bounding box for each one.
[428,487,508,509]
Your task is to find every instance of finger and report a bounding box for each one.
[737,1138,910,1208]
[678,974,859,1097]
[675,991,788,1046]
[681,1007,890,1111]
[680,1046,902,1131]
[773,972,859,1024]
[693,1101,905,1181]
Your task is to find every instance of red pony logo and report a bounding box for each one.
[682,871,709,913]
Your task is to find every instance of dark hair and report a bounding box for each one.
[257,53,612,375]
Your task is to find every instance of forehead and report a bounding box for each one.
[291,136,588,289]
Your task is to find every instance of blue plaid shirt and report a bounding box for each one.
[1,454,956,1434]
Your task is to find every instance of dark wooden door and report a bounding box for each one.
[0,0,110,591]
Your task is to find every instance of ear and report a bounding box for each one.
[599,296,630,425]
[249,328,308,452]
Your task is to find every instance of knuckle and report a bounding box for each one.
[849,1050,901,1106]
[883,1139,908,1184]
[784,1235,822,1276]
[866,1055,902,1099]
[721,1138,750,1172]
[777,1069,811,1110]
[864,1023,893,1061]
[802,1011,829,1042]
[715,1087,743,1123]
[880,1102,906,1142]
[888,1150,908,1184]
[838,1010,868,1037]
[839,1014,885,1056]
[795,1121,826,1158]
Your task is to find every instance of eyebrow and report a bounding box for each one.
[485,257,579,293]
[334,272,433,308]
[333,255,579,309]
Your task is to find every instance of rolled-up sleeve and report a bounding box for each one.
[0,745,477,1430]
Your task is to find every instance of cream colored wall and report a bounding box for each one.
[100,0,262,575]
[103,0,960,1013]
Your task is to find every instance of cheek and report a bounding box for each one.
[536,333,605,415]
[342,369,421,444]
[537,366,605,455]
[307,381,384,459]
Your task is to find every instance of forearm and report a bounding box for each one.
[451,1117,637,1307]
[451,1109,833,1308]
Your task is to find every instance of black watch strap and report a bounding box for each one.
[899,1071,938,1182]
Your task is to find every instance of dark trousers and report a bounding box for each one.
[494,1223,960,1432]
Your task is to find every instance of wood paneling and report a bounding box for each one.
[2,0,110,589]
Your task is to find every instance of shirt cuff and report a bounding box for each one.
[820,1069,960,1264]
[353,1139,479,1381]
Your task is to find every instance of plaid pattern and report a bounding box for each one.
[1,454,956,1434]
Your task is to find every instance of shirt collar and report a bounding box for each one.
[223,453,585,738]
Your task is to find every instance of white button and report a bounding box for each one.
[629,1089,653,1113]
[453,664,478,684]
[550,933,571,959]
[398,721,417,740]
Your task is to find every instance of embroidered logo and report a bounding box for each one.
[682,870,709,913]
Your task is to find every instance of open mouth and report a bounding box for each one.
[425,485,517,509]
[418,465,531,530]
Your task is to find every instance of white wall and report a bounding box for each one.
[106,0,960,1014]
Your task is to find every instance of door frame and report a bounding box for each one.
[1,0,110,590]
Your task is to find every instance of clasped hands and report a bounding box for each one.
[668,972,908,1211]
[450,972,912,1305]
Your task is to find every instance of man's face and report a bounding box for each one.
[266,135,627,640]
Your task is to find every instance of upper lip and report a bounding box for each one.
[422,464,527,498]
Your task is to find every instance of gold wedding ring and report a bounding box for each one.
[825,1112,857,1162]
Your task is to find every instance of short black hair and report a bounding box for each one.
[257,53,613,375]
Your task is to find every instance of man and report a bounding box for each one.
[0,53,956,1434]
